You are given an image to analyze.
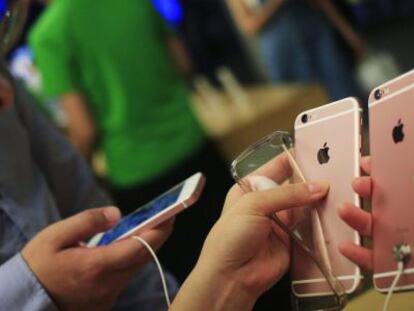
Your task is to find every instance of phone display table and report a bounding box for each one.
[191,84,327,161]
[346,288,413,310]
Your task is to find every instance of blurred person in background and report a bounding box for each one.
[227,0,365,101]
[29,0,232,281]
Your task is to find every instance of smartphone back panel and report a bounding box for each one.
[370,84,414,292]
[292,98,361,297]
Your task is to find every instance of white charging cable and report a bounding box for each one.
[132,236,171,308]
[382,243,411,311]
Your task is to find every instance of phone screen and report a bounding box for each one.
[97,185,184,246]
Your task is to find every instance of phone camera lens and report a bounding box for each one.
[301,114,308,124]
[374,89,383,100]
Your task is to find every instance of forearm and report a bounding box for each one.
[61,93,96,159]
[167,36,193,77]
[170,263,256,311]
[228,0,284,36]
[315,0,359,44]
[257,0,285,31]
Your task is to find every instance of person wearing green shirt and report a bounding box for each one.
[30,0,232,281]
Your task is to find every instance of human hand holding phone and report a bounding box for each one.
[22,207,173,311]
[89,173,204,247]
[171,154,330,311]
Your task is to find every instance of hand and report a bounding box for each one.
[171,154,330,311]
[22,207,173,311]
[338,156,373,270]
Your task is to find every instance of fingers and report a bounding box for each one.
[361,156,371,175]
[239,181,330,217]
[338,203,373,271]
[95,219,174,271]
[338,203,372,237]
[354,156,372,199]
[138,218,174,251]
[352,176,372,199]
[339,241,373,271]
[45,207,121,249]
[94,238,145,271]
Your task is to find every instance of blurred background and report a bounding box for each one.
[8,0,414,310]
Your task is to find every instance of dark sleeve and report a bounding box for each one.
[12,79,112,218]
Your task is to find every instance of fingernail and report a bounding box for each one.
[103,207,121,223]
[337,203,345,216]
[248,175,279,191]
[307,181,329,194]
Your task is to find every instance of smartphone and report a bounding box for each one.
[369,69,414,103]
[369,79,414,292]
[88,173,205,247]
[291,98,362,298]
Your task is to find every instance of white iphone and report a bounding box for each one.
[88,173,205,247]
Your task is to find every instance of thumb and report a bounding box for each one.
[240,181,330,217]
[44,207,121,249]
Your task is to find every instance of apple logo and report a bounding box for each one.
[392,119,405,144]
[317,142,330,165]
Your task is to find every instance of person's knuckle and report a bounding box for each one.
[82,209,105,227]
[242,192,260,209]
[285,184,308,205]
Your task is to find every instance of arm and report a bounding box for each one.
[314,0,366,57]
[61,92,96,160]
[167,35,193,77]
[226,0,285,36]
[171,265,256,311]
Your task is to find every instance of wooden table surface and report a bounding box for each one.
[192,84,328,160]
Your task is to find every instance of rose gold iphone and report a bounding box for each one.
[369,69,414,103]
[369,78,414,292]
[291,98,362,298]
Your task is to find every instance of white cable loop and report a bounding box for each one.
[132,236,171,308]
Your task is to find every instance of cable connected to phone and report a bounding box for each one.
[382,243,411,311]
[131,236,171,308]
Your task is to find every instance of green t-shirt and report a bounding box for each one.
[30,0,205,187]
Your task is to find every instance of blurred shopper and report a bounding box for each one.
[29,0,232,281]
[227,0,364,101]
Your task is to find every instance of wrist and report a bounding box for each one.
[172,263,257,311]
